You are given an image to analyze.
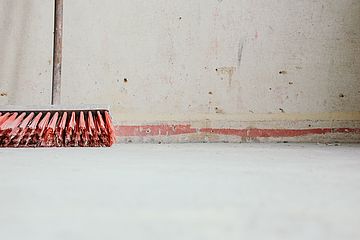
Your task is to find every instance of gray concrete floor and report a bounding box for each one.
[0,143,359,240]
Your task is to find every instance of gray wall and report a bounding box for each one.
[0,0,359,125]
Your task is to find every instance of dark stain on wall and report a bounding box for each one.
[237,41,244,67]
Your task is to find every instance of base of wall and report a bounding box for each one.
[115,125,360,143]
[112,112,360,143]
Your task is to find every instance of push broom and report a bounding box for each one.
[0,0,116,147]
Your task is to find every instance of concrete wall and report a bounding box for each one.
[0,0,360,142]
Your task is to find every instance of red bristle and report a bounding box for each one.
[87,111,100,146]
[55,112,67,147]
[38,112,51,131]
[93,112,102,146]
[0,113,19,144]
[26,112,48,147]
[79,111,89,146]
[79,112,86,129]
[42,112,59,147]
[65,112,76,146]
[74,114,81,147]
[29,112,43,129]
[96,111,109,146]
[87,111,95,134]
[0,112,11,126]
[1,113,26,146]
[96,111,105,129]
[10,113,27,132]
[105,111,116,145]
[12,112,35,147]
[20,113,35,128]
[33,112,51,147]
[0,112,18,129]
[22,112,43,147]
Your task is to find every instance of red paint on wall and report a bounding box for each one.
[115,124,360,138]
[200,128,360,137]
[115,124,196,137]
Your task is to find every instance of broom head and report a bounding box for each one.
[0,106,116,147]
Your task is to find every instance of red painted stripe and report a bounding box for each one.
[200,128,360,137]
[115,125,360,138]
[115,124,196,137]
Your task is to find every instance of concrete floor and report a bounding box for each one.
[0,144,359,240]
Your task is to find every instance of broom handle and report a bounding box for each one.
[52,0,63,105]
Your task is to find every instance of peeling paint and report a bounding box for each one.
[114,124,360,141]
[116,124,196,137]
[201,128,360,138]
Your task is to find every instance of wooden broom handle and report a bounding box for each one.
[52,0,63,105]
